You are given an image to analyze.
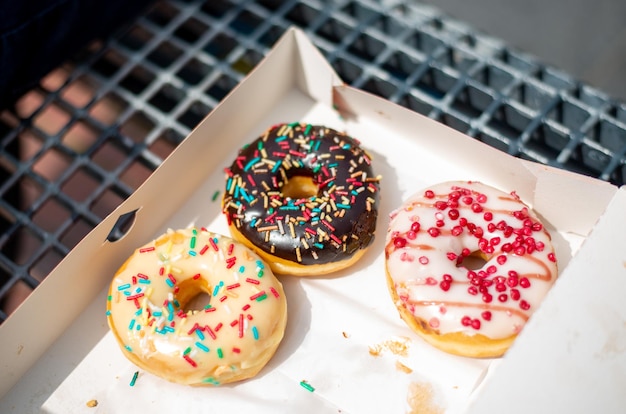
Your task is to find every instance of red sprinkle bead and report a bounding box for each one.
[446,252,457,261]
[520,300,531,310]
[498,294,508,302]
[461,316,472,326]
[483,212,493,221]
[471,203,483,213]
[481,311,492,321]
[394,237,407,248]
[451,226,463,236]
[439,280,451,291]
[510,289,521,300]
[471,319,481,330]
[448,209,460,220]
[427,227,440,237]
[467,286,478,295]
[519,277,531,288]
[411,222,421,232]
[496,254,507,265]
[482,293,493,303]
[548,252,556,262]
[424,190,435,199]
[435,201,447,210]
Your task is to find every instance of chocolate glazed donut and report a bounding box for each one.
[222,122,381,276]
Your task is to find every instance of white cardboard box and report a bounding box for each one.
[1,28,624,413]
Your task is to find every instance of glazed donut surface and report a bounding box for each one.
[107,228,287,386]
[385,181,557,358]
[222,122,380,275]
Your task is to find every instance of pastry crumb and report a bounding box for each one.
[86,399,98,408]
[368,336,411,357]
[395,360,413,373]
[407,382,444,414]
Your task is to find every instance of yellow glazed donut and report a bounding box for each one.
[385,181,557,358]
[106,228,287,386]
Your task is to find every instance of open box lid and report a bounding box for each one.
[0,27,624,412]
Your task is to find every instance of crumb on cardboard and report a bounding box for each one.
[396,360,413,374]
[368,336,411,357]
[86,399,98,408]
[407,382,444,414]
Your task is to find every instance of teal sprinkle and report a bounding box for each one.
[256,260,265,269]
[136,324,141,331]
[123,291,131,296]
[129,371,139,387]
[135,308,143,316]
[165,278,175,288]
[196,329,205,340]
[125,345,133,352]
[271,160,282,173]
[275,135,287,142]
[196,342,210,352]
[105,310,111,316]
[226,177,233,191]
[189,250,197,256]
[234,185,240,199]
[163,326,175,333]
[174,299,181,308]
[314,243,324,249]
[252,326,259,340]
[213,284,220,296]
[202,377,220,385]
[342,143,351,149]
[336,203,351,209]
[279,206,298,210]
[238,265,245,273]
[135,287,141,294]
[117,283,131,291]
[328,163,338,168]
[314,140,321,151]
[153,311,162,317]
[138,279,151,284]
[300,381,315,392]
[244,157,260,172]
[351,190,359,195]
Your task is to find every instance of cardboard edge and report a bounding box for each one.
[0,26,341,401]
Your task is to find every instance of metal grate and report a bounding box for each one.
[1,0,625,323]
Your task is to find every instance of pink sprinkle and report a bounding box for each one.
[419,256,429,265]
[269,287,280,298]
[429,318,440,328]
[209,238,219,252]
[183,355,197,367]
[400,252,414,262]
[139,246,155,253]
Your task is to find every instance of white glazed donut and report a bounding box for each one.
[385,181,557,358]
[107,228,287,385]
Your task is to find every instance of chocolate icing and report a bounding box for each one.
[222,122,380,265]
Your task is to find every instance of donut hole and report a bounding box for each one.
[177,278,212,313]
[281,175,319,200]
[457,251,488,270]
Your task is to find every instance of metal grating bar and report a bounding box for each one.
[1,0,625,323]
